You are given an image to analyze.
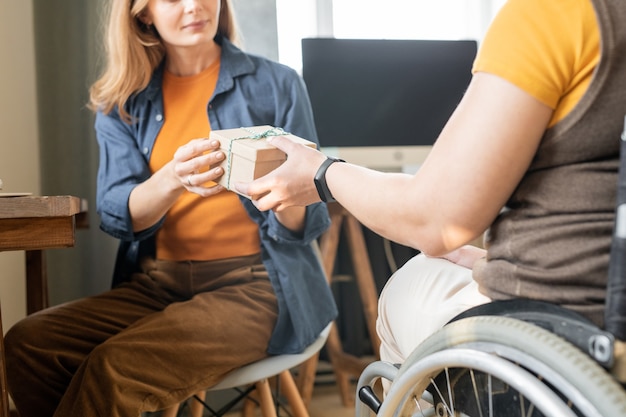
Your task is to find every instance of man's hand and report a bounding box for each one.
[235,135,328,211]
[435,245,486,269]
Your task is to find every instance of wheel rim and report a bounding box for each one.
[380,349,579,417]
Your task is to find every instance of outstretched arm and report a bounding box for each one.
[237,72,552,256]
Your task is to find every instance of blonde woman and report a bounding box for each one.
[5,0,336,416]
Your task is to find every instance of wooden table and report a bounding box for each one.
[0,195,87,417]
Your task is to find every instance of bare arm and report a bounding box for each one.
[237,72,553,255]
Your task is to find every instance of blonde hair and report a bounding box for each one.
[88,0,239,122]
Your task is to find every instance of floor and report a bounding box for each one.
[296,382,356,417]
[144,360,362,417]
[6,381,359,417]
[7,361,365,417]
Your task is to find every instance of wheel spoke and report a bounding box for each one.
[470,370,484,417]
[429,374,453,417]
[445,368,455,416]
[412,394,429,417]
[488,373,493,417]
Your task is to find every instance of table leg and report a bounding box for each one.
[0,249,47,417]
[0,305,10,417]
[25,250,48,315]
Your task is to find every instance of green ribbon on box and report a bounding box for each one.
[225,126,290,189]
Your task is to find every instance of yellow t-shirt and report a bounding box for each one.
[149,59,261,261]
[473,0,599,127]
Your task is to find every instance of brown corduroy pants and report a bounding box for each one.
[5,254,278,417]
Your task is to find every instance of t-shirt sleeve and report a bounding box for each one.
[472,0,596,110]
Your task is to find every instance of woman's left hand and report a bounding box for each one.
[174,138,227,197]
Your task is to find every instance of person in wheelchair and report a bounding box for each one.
[238,0,626,388]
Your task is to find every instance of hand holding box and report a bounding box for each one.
[211,125,316,198]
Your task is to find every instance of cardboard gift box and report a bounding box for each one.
[211,125,316,197]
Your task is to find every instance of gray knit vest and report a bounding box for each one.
[473,0,626,327]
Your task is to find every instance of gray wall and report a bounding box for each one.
[33,0,115,304]
[233,0,279,60]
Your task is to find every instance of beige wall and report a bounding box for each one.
[0,0,39,333]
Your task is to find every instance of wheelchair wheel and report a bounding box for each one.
[378,316,626,417]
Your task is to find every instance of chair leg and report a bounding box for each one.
[296,354,319,407]
[190,391,206,417]
[242,396,256,417]
[160,404,179,417]
[255,379,278,417]
[161,390,205,417]
[279,370,309,417]
[325,324,358,406]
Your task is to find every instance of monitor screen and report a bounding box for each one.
[301,38,477,172]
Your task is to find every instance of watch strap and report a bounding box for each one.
[314,156,345,203]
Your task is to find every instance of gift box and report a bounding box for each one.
[211,125,316,197]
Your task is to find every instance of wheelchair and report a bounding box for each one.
[356,300,626,417]
[355,120,626,417]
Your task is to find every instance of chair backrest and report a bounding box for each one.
[606,115,626,341]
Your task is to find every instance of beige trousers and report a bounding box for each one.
[376,254,491,366]
[5,254,278,417]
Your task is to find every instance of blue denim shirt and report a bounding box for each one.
[94,37,337,354]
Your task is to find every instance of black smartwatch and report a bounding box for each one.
[314,156,345,203]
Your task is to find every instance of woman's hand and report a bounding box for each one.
[235,135,328,211]
[173,138,226,197]
[129,138,227,232]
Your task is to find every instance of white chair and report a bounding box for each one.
[162,322,332,417]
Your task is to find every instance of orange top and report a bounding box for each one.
[473,0,599,127]
[149,58,261,261]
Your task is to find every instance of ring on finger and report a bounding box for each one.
[187,174,193,186]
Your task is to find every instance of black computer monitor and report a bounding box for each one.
[301,38,477,171]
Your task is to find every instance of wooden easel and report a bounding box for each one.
[297,202,381,407]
